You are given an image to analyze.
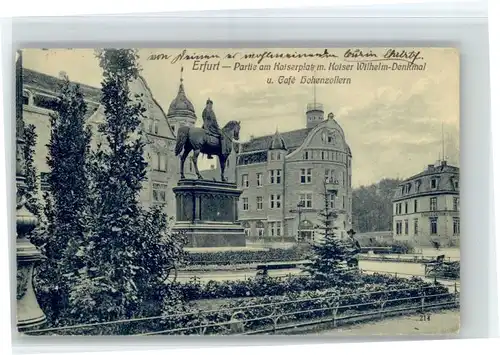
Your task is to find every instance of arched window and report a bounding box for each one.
[241,221,251,237]
[256,221,265,238]
[22,90,32,106]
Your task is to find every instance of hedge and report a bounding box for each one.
[186,245,309,265]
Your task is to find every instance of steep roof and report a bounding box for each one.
[392,161,460,201]
[22,68,101,103]
[237,128,312,166]
[268,130,287,150]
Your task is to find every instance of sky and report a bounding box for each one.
[22,47,460,187]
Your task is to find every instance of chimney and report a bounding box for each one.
[427,164,434,170]
[249,135,255,141]
[441,160,447,166]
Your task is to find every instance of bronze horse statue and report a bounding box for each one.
[174,120,241,182]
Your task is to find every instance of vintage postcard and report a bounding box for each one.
[14,47,459,336]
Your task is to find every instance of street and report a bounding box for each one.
[312,309,460,336]
[176,259,460,293]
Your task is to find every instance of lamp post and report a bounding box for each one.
[295,201,305,243]
[15,50,46,331]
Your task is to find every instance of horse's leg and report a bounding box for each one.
[219,155,227,182]
[192,149,203,179]
[180,147,190,179]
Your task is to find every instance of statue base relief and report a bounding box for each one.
[172,179,246,248]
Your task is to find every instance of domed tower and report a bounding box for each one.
[305,81,324,128]
[166,67,197,136]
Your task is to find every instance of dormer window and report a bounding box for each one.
[404,183,411,194]
[415,180,421,192]
[430,178,439,190]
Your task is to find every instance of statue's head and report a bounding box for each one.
[206,98,213,109]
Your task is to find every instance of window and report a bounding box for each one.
[430,217,438,235]
[256,173,263,187]
[242,174,249,188]
[325,169,337,184]
[170,125,175,133]
[342,196,345,209]
[430,178,438,189]
[269,221,282,237]
[415,180,421,192]
[256,196,263,210]
[328,193,336,209]
[413,219,419,235]
[300,168,312,184]
[414,199,418,213]
[152,182,167,203]
[242,198,249,211]
[404,202,408,214]
[430,197,437,211]
[454,180,459,189]
[404,220,409,235]
[303,151,310,160]
[157,153,162,171]
[321,151,326,160]
[269,152,275,160]
[269,194,281,209]
[299,193,313,209]
[256,221,265,237]
[453,217,460,235]
[276,152,281,160]
[395,221,402,235]
[269,169,282,184]
[453,197,459,211]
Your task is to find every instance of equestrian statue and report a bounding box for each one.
[174,98,240,182]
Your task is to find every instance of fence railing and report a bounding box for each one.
[359,254,460,263]
[24,284,459,336]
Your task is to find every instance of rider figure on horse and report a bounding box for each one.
[201,98,221,159]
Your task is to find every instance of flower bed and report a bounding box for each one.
[157,275,453,335]
[175,272,443,301]
[31,274,454,336]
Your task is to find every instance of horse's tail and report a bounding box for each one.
[175,126,189,156]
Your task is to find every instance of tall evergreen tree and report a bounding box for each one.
[22,123,41,217]
[305,181,358,284]
[31,75,92,324]
[70,49,186,323]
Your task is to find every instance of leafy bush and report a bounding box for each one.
[427,261,460,279]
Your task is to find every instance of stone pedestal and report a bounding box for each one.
[172,179,246,247]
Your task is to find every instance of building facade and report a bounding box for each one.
[392,160,460,247]
[219,102,353,242]
[22,68,197,219]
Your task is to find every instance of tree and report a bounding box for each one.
[31,75,92,324]
[352,178,401,232]
[305,182,358,284]
[69,49,186,324]
[22,124,41,217]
